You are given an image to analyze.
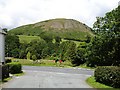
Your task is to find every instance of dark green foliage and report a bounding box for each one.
[32,55,37,61]
[59,41,76,62]
[93,6,120,34]
[87,32,120,67]
[73,48,86,66]
[71,42,87,66]
[8,63,22,74]
[40,32,53,43]
[19,42,28,59]
[0,65,9,80]
[87,6,120,67]
[27,39,47,59]
[5,34,20,58]
[55,36,61,43]
[5,59,12,63]
[85,35,91,43]
[67,41,76,63]
[94,66,120,88]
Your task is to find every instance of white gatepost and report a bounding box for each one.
[0,27,7,65]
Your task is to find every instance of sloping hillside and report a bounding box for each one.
[8,18,94,40]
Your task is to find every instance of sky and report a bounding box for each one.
[0,0,119,30]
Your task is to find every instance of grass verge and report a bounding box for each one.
[86,76,120,90]
[12,71,25,76]
[1,72,24,84]
[76,63,95,70]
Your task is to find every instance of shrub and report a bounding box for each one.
[94,66,120,88]
[7,63,22,74]
[0,65,9,80]
[5,59,12,63]
[32,55,37,61]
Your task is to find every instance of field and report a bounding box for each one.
[18,35,41,43]
[10,58,72,67]
[18,35,84,47]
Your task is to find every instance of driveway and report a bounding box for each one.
[2,66,94,88]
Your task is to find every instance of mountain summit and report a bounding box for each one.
[8,18,93,40]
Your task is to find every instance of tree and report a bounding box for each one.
[73,44,87,66]
[26,52,31,60]
[87,6,120,67]
[55,36,61,44]
[5,34,20,57]
[93,6,120,34]
[40,32,53,43]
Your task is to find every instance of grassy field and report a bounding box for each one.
[18,35,41,43]
[9,58,94,69]
[18,35,85,47]
[11,58,73,67]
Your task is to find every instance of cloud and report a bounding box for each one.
[0,0,119,30]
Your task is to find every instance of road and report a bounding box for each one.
[2,66,94,88]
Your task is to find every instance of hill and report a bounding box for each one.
[8,18,94,40]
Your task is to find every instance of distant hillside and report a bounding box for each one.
[8,18,94,40]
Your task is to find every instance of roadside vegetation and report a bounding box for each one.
[0,61,23,84]
[86,76,112,88]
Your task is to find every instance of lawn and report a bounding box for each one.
[11,58,73,67]
[18,35,41,43]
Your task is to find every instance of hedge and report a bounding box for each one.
[94,66,120,88]
[7,63,22,74]
[0,65,9,80]
[5,59,12,63]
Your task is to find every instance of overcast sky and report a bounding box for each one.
[0,0,119,30]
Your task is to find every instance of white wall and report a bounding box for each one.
[0,29,5,64]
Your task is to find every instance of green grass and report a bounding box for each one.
[61,39,81,47]
[11,58,96,70]
[1,77,12,83]
[18,35,41,43]
[12,72,25,76]
[11,58,73,67]
[86,76,120,90]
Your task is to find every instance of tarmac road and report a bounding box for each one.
[2,66,94,88]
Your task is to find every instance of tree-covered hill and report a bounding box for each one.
[8,18,94,41]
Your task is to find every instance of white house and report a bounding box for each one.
[0,27,6,65]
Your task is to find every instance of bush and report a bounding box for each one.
[32,55,37,61]
[0,65,9,80]
[7,63,22,74]
[94,66,120,88]
[5,59,12,63]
